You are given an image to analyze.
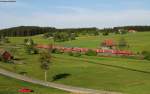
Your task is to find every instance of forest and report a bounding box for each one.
[0,26,150,37]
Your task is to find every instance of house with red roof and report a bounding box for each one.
[128,29,137,33]
[101,39,116,49]
[36,44,133,56]
[0,49,13,61]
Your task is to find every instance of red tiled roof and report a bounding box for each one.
[103,39,115,46]
[36,44,52,49]
[36,44,133,55]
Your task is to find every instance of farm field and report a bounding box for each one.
[0,75,69,94]
[0,32,150,94]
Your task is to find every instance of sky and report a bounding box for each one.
[0,0,150,29]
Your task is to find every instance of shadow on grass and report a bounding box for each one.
[52,73,71,81]
[89,61,150,74]
[13,57,26,61]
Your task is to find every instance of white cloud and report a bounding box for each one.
[0,7,150,29]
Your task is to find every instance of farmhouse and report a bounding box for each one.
[128,29,137,33]
[0,49,13,61]
[101,39,116,49]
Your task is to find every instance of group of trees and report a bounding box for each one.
[44,27,99,38]
[53,32,76,42]
[24,38,52,81]
[100,26,150,33]
[0,26,56,37]
[0,26,100,42]
[114,26,150,32]
[0,26,100,37]
[1,26,150,38]
[43,27,99,42]
[52,48,97,57]
[24,38,38,54]
[0,36,10,44]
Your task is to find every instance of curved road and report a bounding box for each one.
[0,68,122,94]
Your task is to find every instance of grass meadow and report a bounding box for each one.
[0,32,150,94]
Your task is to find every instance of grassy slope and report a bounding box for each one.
[0,32,150,94]
[9,32,150,52]
[0,52,150,94]
[0,75,68,94]
[58,32,150,52]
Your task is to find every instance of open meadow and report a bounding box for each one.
[8,32,150,52]
[0,32,150,94]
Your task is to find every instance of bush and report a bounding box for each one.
[0,57,13,63]
[25,46,38,55]
[68,52,74,56]
[73,52,82,57]
[102,32,109,36]
[141,51,150,60]
[52,48,62,54]
[85,50,97,56]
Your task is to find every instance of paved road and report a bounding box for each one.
[0,68,123,94]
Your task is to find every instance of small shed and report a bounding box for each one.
[0,49,13,61]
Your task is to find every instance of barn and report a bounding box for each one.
[0,49,13,61]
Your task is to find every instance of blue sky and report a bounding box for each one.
[0,0,150,28]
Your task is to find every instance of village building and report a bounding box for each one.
[101,39,116,49]
[0,49,13,61]
[128,29,137,33]
[36,44,133,56]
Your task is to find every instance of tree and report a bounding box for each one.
[53,32,74,42]
[141,51,150,60]
[85,49,97,56]
[93,31,99,36]
[0,36,3,45]
[118,38,128,50]
[102,32,109,36]
[0,36,10,44]
[118,29,128,34]
[24,38,38,54]
[39,51,52,81]
[70,33,76,40]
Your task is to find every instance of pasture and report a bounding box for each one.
[0,32,150,94]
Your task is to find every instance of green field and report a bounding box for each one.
[0,75,69,94]
[9,32,150,52]
[0,32,150,94]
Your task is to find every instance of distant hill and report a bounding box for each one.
[113,26,150,31]
[0,26,56,37]
[0,26,150,37]
[0,26,98,37]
